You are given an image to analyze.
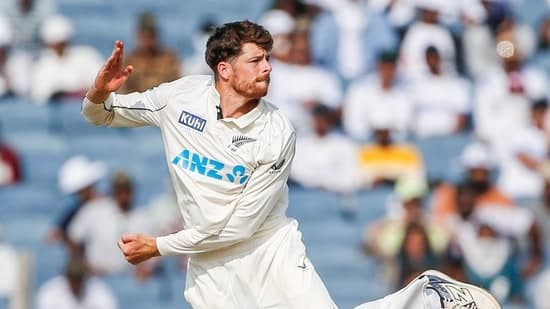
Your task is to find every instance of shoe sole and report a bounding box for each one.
[419,270,502,309]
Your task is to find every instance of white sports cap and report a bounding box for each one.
[41,15,74,45]
[58,155,106,195]
[259,9,295,36]
[460,142,493,169]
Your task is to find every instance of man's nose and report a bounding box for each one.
[261,58,272,74]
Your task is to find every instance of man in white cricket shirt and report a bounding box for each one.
[82,20,500,309]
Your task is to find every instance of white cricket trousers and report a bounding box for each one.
[183,219,338,309]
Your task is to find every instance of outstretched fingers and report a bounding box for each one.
[122,65,133,78]
[104,40,124,72]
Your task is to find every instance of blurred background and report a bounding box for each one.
[1,0,550,308]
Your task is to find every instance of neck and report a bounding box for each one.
[215,81,259,118]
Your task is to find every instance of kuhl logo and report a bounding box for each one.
[172,149,249,184]
[178,110,207,132]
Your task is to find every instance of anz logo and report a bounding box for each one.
[172,149,250,184]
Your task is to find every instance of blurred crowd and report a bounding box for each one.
[2,0,550,308]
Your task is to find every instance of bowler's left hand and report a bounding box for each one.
[118,234,160,265]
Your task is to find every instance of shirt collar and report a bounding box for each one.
[208,77,264,129]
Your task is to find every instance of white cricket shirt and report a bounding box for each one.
[81,75,296,257]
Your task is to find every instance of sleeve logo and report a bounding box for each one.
[269,159,285,174]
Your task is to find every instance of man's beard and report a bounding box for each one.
[466,179,490,194]
[233,76,270,99]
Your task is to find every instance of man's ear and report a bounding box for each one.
[217,61,232,81]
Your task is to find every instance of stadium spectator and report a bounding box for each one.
[266,30,343,133]
[47,156,106,244]
[259,9,295,64]
[431,142,513,224]
[397,222,440,288]
[343,51,412,142]
[290,104,360,193]
[0,0,56,50]
[447,183,543,283]
[309,0,398,81]
[145,183,188,272]
[530,15,550,78]
[183,19,216,76]
[67,170,154,275]
[399,0,456,79]
[36,258,117,309]
[474,33,548,147]
[0,15,32,98]
[0,128,21,186]
[30,15,103,103]
[146,182,182,237]
[529,166,550,250]
[357,110,425,187]
[462,0,500,80]
[367,0,416,38]
[121,12,181,93]
[456,221,523,303]
[497,99,549,200]
[495,17,537,63]
[408,46,471,138]
[363,175,448,263]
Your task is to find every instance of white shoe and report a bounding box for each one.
[354,270,501,309]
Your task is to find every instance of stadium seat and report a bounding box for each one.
[0,184,60,217]
[415,133,473,183]
[0,101,50,134]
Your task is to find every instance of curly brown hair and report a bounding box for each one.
[205,20,273,76]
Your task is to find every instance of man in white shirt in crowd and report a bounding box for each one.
[309,0,398,82]
[68,168,153,275]
[50,155,107,245]
[343,51,412,142]
[474,36,548,147]
[399,0,456,79]
[31,14,103,103]
[36,259,117,309]
[81,20,500,309]
[0,0,56,50]
[290,104,360,193]
[266,29,343,134]
[0,15,32,98]
[409,46,470,138]
[497,99,549,200]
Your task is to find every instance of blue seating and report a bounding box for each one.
[0,101,51,133]
[415,133,473,183]
[0,184,60,217]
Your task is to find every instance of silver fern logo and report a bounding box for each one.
[231,135,257,148]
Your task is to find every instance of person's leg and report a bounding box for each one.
[260,220,338,309]
[183,220,337,309]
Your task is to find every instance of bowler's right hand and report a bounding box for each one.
[86,40,133,104]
